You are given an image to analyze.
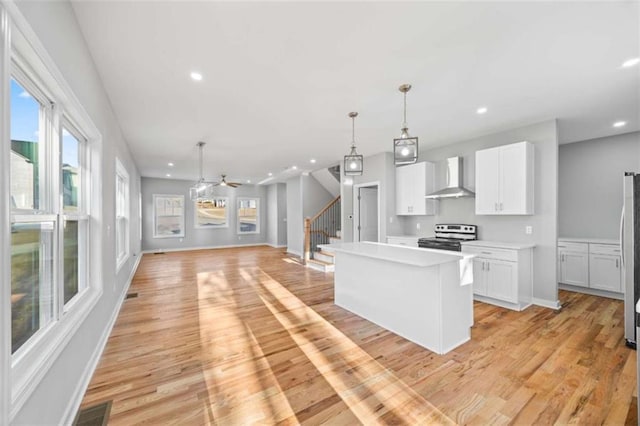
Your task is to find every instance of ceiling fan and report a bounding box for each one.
[189,142,215,201]
[214,174,242,188]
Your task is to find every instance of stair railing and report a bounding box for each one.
[304,196,341,264]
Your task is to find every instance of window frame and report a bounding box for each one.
[1,5,105,420]
[60,118,89,309]
[194,196,229,229]
[237,197,260,235]
[153,194,185,238]
[115,158,129,271]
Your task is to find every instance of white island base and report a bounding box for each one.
[319,242,474,355]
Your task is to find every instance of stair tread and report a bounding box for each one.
[316,250,334,257]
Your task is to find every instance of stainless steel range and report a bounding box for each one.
[418,224,477,252]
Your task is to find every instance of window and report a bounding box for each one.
[3,9,103,418]
[10,75,56,354]
[237,197,260,234]
[153,194,185,238]
[115,159,129,270]
[62,123,88,305]
[195,197,228,228]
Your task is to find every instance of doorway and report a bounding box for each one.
[354,183,380,242]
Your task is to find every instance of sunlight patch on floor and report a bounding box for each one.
[197,270,297,424]
[249,267,455,425]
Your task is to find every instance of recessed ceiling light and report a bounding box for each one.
[292,165,298,170]
[613,121,627,128]
[268,172,273,177]
[168,162,174,167]
[310,158,317,164]
[166,173,171,177]
[190,71,203,81]
[247,179,251,183]
[476,107,488,114]
[621,58,640,68]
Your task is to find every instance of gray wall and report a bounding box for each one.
[141,177,268,251]
[286,174,333,256]
[302,174,334,218]
[12,2,142,424]
[341,152,404,243]
[559,131,640,239]
[267,183,287,247]
[286,176,302,256]
[277,183,287,246]
[401,120,559,304]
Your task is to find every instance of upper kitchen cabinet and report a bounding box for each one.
[475,141,534,215]
[396,161,436,215]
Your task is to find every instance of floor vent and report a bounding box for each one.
[154,251,166,255]
[73,400,112,426]
[125,292,138,299]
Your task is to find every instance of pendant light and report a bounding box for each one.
[344,112,363,176]
[189,142,214,201]
[394,84,418,165]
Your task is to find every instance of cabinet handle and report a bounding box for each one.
[487,262,490,271]
[499,202,503,211]
[481,261,485,271]
[481,251,492,255]
[616,258,619,268]
[495,202,498,211]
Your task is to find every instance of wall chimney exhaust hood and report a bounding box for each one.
[425,157,475,199]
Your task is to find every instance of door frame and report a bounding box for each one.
[353,181,381,242]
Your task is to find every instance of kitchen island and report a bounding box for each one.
[318,242,475,355]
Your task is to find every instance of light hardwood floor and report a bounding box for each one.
[80,246,637,424]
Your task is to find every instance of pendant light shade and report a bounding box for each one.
[394,84,418,166]
[344,112,363,176]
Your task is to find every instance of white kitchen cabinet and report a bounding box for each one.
[395,161,436,216]
[589,243,622,292]
[475,141,534,215]
[558,242,589,288]
[462,242,534,311]
[471,258,487,296]
[557,240,623,296]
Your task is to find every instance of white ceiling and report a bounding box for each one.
[71,1,639,184]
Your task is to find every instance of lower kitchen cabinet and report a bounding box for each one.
[589,254,622,292]
[558,242,589,288]
[462,242,534,311]
[557,239,622,297]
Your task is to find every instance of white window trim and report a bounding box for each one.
[237,197,260,235]
[115,158,129,271]
[1,3,104,420]
[153,194,185,238]
[194,196,229,229]
[60,118,89,309]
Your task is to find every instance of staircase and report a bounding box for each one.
[304,196,341,273]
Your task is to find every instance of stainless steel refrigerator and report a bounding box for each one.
[623,172,639,348]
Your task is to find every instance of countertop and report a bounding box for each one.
[319,242,474,267]
[558,237,619,245]
[386,235,433,240]
[461,240,536,250]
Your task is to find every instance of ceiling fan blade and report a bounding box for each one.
[228,183,241,188]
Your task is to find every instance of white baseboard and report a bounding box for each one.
[287,249,302,258]
[141,243,270,254]
[266,243,287,248]
[558,284,623,301]
[60,254,142,425]
[532,297,562,310]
